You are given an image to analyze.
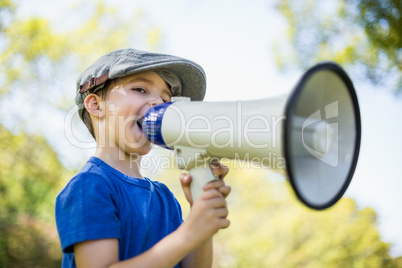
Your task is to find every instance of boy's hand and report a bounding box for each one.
[178,162,231,246]
[179,162,230,205]
[179,186,230,246]
[177,162,231,260]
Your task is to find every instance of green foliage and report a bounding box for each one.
[274,0,401,93]
[0,125,67,267]
[0,1,158,266]
[357,0,401,63]
[156,161,400,267]
[0,0,139,109]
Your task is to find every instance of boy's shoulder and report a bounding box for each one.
[57,156,172,199]
[75,156,110,179]
[57,157,112,198]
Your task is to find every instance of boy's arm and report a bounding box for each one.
[179,163,231,268]
[74,230,193,268]
[74,228,196,268]
[74,188,229,268]
[180,238,213,268]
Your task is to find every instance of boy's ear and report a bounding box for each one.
[84,94,105,119]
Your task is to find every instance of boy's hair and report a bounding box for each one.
[81,80,113,140]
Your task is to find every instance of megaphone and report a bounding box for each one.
[142,62,361,210]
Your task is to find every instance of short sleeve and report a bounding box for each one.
[55,172,121,253]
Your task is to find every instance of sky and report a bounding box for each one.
[16,0,402,257]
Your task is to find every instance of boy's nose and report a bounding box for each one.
[149,96,164,107]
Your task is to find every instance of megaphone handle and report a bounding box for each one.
[189,165,219,201]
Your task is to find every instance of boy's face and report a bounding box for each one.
[99,71,171,156]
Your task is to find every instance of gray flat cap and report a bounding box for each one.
[75,48,206,118]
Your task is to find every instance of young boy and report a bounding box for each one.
[56,48,231,268]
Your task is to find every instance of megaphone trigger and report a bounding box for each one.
[174,145,220,201]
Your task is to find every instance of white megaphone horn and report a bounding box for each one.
[142,62,361,210]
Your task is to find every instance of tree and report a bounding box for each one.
[0,124,68,267]
[153,160,401,267]
[0,0,160,163]
[0,0,160,266]
[0,0,135,104]
[273,0,401,94]
[0,0,160,136]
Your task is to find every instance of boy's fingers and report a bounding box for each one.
[210,162,229,179]
[220,218,230,229]
[200,188,223,201]
[203,179,224,191]
[179,172,191,185]
[215,207,229,218]
[219,185,231,198]
[179,172,194,205]
[202,181,231,198]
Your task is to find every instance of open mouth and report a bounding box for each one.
[137,117,144,131]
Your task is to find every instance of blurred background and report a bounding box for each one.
[0,0,401,267]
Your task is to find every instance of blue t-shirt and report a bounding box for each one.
[55,156,183,267]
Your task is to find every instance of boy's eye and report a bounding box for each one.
[132,88,146,93]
